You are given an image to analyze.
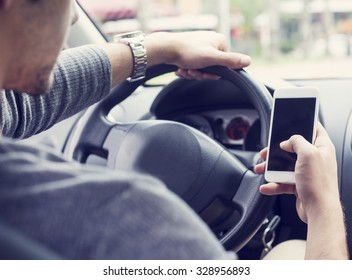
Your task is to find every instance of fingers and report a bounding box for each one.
[175,50,251,81]
[202,50,251,70]
[253,161,265,174]
[254,147,296,195]
[175,69,220,80]
[259,182,296,196]
[253,148,268,174]
[175,69,194,80]
[195,31,251,69]
[259,147,268,160]
[221,52,252,69]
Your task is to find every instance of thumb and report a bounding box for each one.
[280,135,314,155]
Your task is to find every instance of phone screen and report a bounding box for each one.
[267,98,317,172]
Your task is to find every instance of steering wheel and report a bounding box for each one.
[64,64,275,252]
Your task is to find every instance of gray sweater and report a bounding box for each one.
[0,46,233,259]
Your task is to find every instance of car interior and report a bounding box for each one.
[1,1,352,260]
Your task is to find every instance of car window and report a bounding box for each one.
[78,0,352,80]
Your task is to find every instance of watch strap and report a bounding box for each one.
[114,31,147,82]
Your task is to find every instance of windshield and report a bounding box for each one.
[78,0,352,80]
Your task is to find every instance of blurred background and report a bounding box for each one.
[78,0,352,79]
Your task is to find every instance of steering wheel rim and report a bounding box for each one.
[64,64,275,252]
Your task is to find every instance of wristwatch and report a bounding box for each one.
[113,31,147,82]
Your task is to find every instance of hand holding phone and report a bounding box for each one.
[264,87,320,184]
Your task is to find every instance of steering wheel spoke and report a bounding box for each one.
[229,150,262,170]
[219,170,274,251]
[64,104,117,163]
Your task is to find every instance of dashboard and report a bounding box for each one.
[107,77,263,153]
[173,109,260,150]
[148,76,264,152]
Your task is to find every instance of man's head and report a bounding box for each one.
[0,0,74,94]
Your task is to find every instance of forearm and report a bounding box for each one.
[101,31,251,87]
[305,203,349,259]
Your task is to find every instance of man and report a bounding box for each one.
[0,1,251,138]
[0,0,248,260]
[0,0,348,259]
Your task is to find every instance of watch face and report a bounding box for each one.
[113,31,144,42]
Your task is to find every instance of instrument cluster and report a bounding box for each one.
[174,109,261,151]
